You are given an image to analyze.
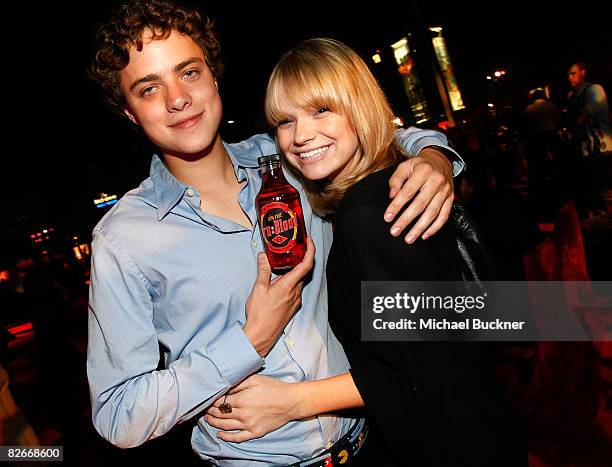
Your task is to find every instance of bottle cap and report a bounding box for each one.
[257,154,281,166]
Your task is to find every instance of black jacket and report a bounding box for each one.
[326,165,526,467]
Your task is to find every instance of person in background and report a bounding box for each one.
[0,364,40,447]
[524,88,561,183]
[566,61,612,218]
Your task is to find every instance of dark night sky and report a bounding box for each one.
[2,1,610,240]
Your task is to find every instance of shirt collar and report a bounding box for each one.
[223,141,251,182]
[575,81,589,96]
[149,145,252,221]
[150,154,187,221]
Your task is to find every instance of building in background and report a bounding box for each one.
[383,25,464,127]
[391,36,432,125]
[430,26,464,112]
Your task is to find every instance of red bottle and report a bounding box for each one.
[256,154,307,271]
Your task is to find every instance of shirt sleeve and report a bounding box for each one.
[585,84,610,121]
[227,132,278,166]
[230,130,465,175]
[395,127,465,176]
[87,230,264,448]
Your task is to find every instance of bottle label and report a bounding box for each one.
[259,202,300,253]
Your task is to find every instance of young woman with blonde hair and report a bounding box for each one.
[206,38,524,466]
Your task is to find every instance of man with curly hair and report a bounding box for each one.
[86,0,463,464]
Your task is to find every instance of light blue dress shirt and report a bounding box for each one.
[87,129,463,465]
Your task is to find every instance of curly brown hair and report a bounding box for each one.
[89,0,223,117]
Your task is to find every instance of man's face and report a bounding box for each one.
[119,29,222,158]
[568,64,586,89]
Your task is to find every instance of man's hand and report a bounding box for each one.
[243,237,315,357]
[205,374,298,443]
[385,147,454,243]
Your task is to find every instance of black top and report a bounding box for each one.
[326,166,525,466]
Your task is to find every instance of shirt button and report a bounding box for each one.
[287,339,295,348]
[251,240,258,249]
[186,188,195,197]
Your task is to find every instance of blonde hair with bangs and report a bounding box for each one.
[265,38,404,216]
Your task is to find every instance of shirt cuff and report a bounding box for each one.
[417,143,465,177]
[207,322,264,386]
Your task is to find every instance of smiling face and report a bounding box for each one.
[266,39,399,216]
[275,97,361,182]
[119,29,223,159]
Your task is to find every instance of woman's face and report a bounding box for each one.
[275,97,361,181]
